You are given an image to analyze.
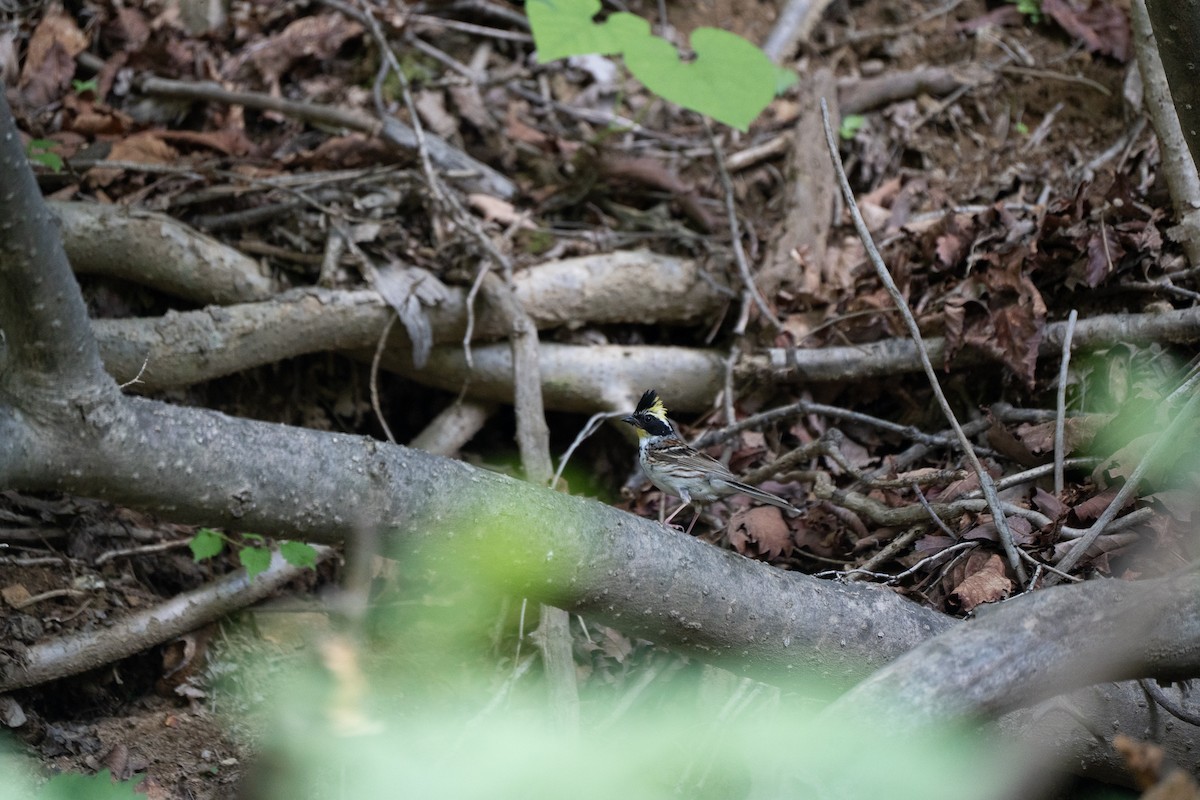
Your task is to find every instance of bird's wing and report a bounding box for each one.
[656,440,737,479]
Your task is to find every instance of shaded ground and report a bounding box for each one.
[1,0,1186,795]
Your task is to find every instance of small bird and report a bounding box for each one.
[622,389,797,534]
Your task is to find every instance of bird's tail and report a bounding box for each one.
[722,479,797,513]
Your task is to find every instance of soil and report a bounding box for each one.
[0,0,1167,796]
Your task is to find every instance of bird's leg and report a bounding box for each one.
[662,502,690,530]
[683,509,702,536]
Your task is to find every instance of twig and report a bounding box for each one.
[838,0,967,45]
[371,312,400,443]
[118,357,151,390]
[1139,679,1200,726]
[1054,310,1078,496]
[819,98,1027,584]
[1130,0,1200,267]
[409,399,495,455]
[0,547,336,691]
[408,12,532,42]
[462,262,491,370]
[695,397,986,452]
[554,411,626,489]
[136,74,515,199]
[94,538,192,566]
[722,345,740,426]
[9,587,90,610]
[913,483,957,538]
[762,0,833,62]
[1000,66,1112,96]
[705,120,782,332]
[1051,370,1200,581]
[1017,549,1082,584]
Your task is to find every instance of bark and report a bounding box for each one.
[53,201,275,304]
[1143,1,1200,173]
[1132,0,1200,267]
[828,573,1200,724]
[0,391,949,687]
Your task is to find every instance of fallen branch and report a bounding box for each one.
[135,74,516,199]
[747,306,1200,381]
[0,546,335,692]
[90,250,726,391]
[53,201,275,304]
[377,342,726,414]
[826,569,1200,725]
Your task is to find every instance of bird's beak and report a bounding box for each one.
[622,415,638,427]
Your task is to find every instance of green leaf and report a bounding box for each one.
[189,528,225,561]
[239,546,272,580]
[280,541,318,570]
[26,139,63,172]
[1014,0,1042,22]
[527,0,644,61]
[839,114,866,140]
[625,27,777,131]
[526,0,782,131]
[38,770,145,799]
[72,78,98,95]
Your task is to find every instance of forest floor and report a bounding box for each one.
[1,0,1188,796]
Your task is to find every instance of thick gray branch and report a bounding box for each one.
[0,394,948,689]
[53,201,275,304]
[829,573,1200,725]
[0,100,113,396]
[750,307,1200,382]
[1143,1,1200,171]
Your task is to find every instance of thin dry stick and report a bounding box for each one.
[1053,309,1078,495]
[1139,678,1200,726]
[818,98,1027,584]
[695,397,985,450]
[93,538,192,566]
[722,343,740,426]
[912,483,957,537]
[136,74,513,199]
[371,312,400,443]
[818,541,978,583]
[1051,372,1200,582]
[705,120,782,332]
[554,410,626,489]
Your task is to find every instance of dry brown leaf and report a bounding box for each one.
[86,132,180,187]
[1013,414,1110,455]
[468,193,534,228]
[19,5,88,107]
[156,127,256,157]
[1031,488,1068,520]
[450,83,496,132]
[104,6,151,53]
[1,583,31,607]
[415,89,459,141]
[245,13,364,89]
[1042,0,1130,62]
[1072,487,1123,522]
[727,506,792,560]
[947,553,1011,612]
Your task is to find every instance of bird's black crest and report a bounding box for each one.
[635,389,660,414]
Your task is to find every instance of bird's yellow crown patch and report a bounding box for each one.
[635,389,669,422]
